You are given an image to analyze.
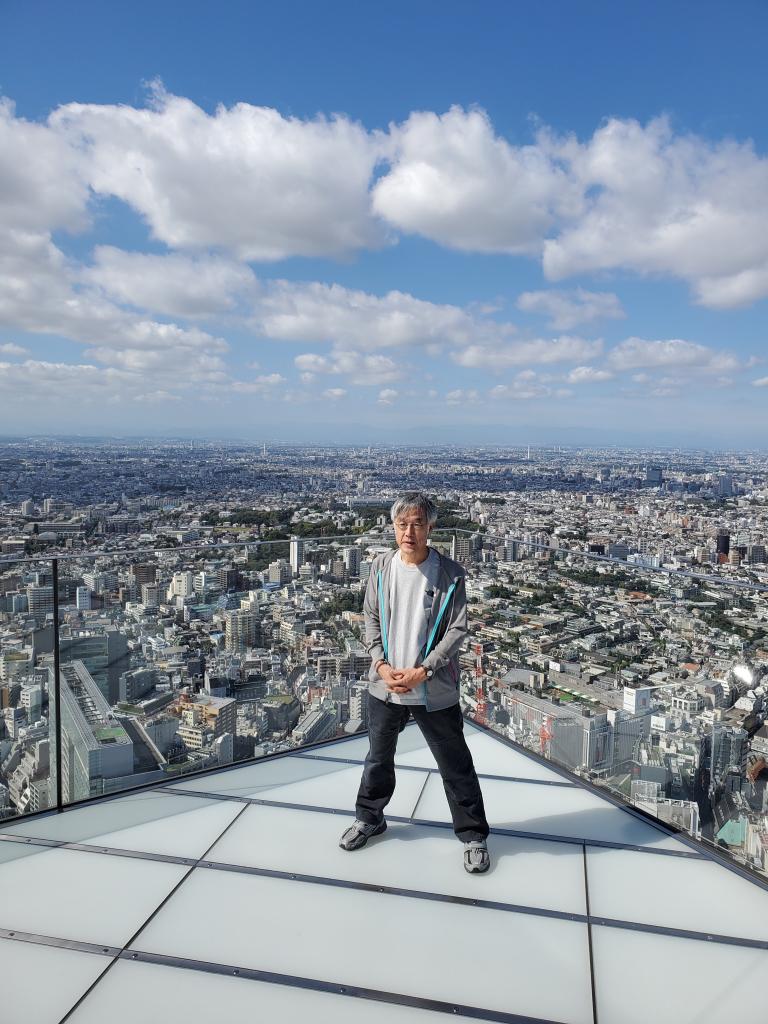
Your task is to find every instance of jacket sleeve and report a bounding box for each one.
[421,573,467,672]
[363,559,385,664]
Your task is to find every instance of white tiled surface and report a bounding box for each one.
[67,959,492,1024]
[133,869,594,1024]
[591,926,768,1024]
[1,790,243,859]
[255,761,428,817]
[415,772,685,849]
[2,724,767,1024]
[208,802,588,915]
[586,846,768,941]
[0,845,187,946]
[0,940,108,1024]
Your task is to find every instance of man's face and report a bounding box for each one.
[393,509,431,554]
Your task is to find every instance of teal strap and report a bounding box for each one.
[377,570,389,660]
[423,581,457,658]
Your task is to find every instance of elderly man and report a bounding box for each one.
[339,492,490,873]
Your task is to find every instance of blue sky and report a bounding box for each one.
[0,0,766,445]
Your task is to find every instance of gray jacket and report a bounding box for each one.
[363,548,467,711]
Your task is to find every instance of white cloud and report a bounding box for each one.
[377,388,398,404]
[0,99,88,234]
[322,388,347,400]
[452,337,602,370]
[0,359,154,404]
[53,86,383,260]
[567,365,614,383]
[84,247,257,317]
[231,373,286,395]
[294,349,402,385]
[753,377,768,388]
[445,388,480,405]
[373,106,579,253]
[607,338,740,374]
[0,342,28,356]
[541,116,768,307]
[489,381,552,400]
[517,288,625,330]
[253,280,489,350]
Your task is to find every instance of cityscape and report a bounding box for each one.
[1,438,766,878]
[2,2,768,1019]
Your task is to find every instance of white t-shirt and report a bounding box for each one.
[386,548,439,705]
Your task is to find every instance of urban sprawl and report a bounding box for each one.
[1,440,767,877]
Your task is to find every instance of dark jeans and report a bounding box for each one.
[355,696,489,842]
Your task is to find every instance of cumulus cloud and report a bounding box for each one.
[377,388,398,404]
[0,99,88,234]
[446,388,480,405]
[294,349,402,385]
[0,359,158,404]
[606,338,740,374]
[252,280,489,350]
[541,116,768,307]
[53,86,383,260]
[231,373,286,395]
[0,343,28,356]
[322,388,347,400]
[567,365,614,383]
[84,247,257,317]
[516,288,625,330]
[753,377,768,388]
[373,106,580,253]
[452,337,602,370]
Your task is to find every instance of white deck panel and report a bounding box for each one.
[0,791,243,859]
[0,940,109,1024]
[207,802,588,916]
[0,844,187,947]
[415,772,687,850]
[592,925,768,1024]
[132,868,595,1024]
[67,958,493,1023]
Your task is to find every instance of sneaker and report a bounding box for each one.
[463,839,490,874]
[339,819,387,851]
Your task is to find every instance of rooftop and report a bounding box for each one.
[1,720,767,1024]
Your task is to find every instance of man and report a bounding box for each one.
[339,492,490,873]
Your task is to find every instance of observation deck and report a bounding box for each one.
[2,719,767,1024]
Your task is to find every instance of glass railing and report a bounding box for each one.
[459,541,768,880]
[2,531,767,885]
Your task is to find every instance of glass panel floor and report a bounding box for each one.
[1,721,767,1024]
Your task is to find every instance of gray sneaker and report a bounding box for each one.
[339,819,387,851]
[463,839,490,874]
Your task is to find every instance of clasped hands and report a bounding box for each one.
[379,663,427,695]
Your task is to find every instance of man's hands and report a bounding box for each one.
[378,663,427,695]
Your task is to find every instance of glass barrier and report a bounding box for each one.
[0,554,57,824]
[50,532,421,807]
[459,541,768,879]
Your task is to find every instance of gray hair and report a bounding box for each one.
[390,492,438,527]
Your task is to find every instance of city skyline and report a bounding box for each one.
[1,1,767,442]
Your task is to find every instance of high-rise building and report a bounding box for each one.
[52,661,133,803]
[716,530,730,556]
[451,535,473,564]
[217,567,240,592]
[342,545,361,577]
[268,560,292,586]
[290,536,305,577]
[130,563,157,586]
[225,609,260,652]
[26,584,53,621]
[167,572,195,600]
[349,684,369,727]
[59,629,130,705]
